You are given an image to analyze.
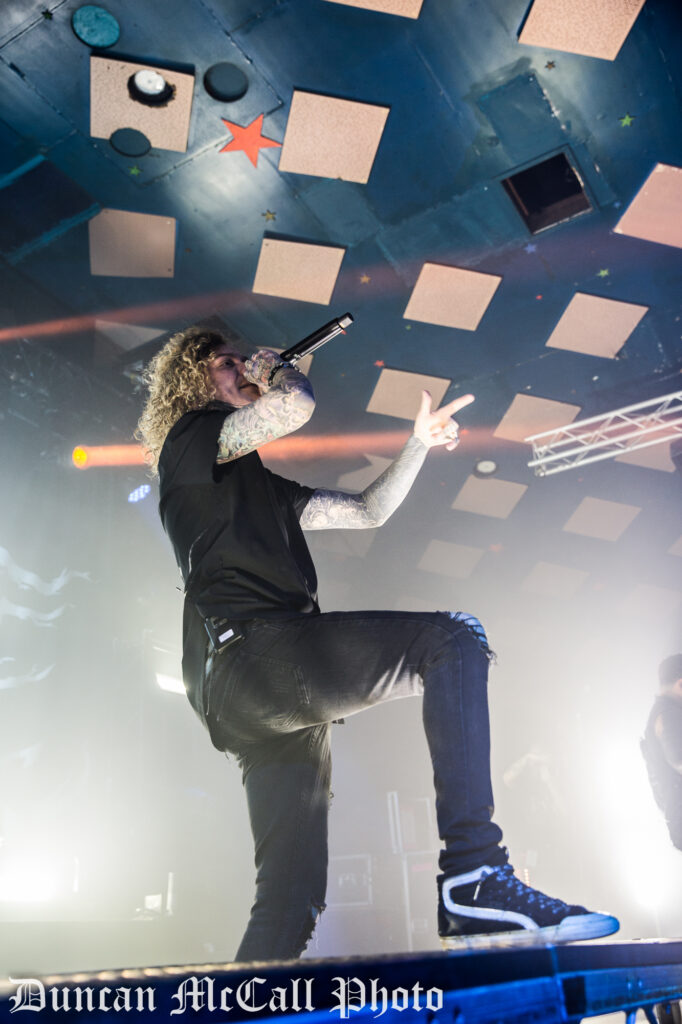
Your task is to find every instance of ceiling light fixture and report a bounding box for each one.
[473,459,499,478]
[128,69,175,107]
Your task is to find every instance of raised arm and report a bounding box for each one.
[300,390,474,530]
[216,350,315,464]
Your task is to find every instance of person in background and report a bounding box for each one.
[642,654,682,851]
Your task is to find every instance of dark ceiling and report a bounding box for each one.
[1,0,680,621]
[1,0,682,965]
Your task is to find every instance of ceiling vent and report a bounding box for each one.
[502,153,591,234]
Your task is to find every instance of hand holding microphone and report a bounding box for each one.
[244,313,354,392]
[242,349,286,391]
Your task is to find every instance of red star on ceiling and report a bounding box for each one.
[220,115,281,167]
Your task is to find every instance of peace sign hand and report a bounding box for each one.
[413,390,475,451]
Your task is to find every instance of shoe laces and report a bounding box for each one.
[481,864,569,912]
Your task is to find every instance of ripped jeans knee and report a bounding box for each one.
[292,899,326,958]
[440,611,496,663]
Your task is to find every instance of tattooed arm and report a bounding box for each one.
[300,389,475,530]
[300,434,428,529]
[216,350,314,464]
[301,389,476,531]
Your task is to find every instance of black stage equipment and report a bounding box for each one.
[3,941,682,1022]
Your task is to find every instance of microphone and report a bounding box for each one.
[281,313,353,365]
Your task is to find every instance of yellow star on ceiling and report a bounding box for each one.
[262,210,276,221]
[619,113,635,127]
[360,274,371,284]
[597,268,610,277]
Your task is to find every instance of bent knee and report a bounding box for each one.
[439,610,486,638]
[437,611,494,661]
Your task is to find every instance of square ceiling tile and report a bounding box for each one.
[403,263,502,330]
[89,209,176,277]
[278,91,389,183]
[309,528,377,558]
[90,57,194,152]
[621,584,682,618]
[669,535,682,557]
[545,292,648,358]
[522,561,588,598]
[494,394,581,443]
[562,496,641,541]
[337,454,393,491]
[366,368,451,420]
[95,320,167,351]
[252,238,345,304]
[417,540,484,579]
[615,443,676,472]
[518,0,647,60]
[321,0,425,17]
[615,164,682,249]
[451,476,528,519]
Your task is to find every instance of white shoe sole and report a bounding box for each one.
[440,912,620,951]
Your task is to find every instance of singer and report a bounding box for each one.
[137,325,618,961]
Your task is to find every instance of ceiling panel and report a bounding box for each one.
[562,496,641,541]
[614,163,682,249]
[545,292,648,358]
[451,476,528,519]
[90,57,195,153]
[615,443,676,472]
[366,368,451,420]
[522,561,589,598]
[403,263,502,330]
[252,238,346,304]
[89,209,176,277]
[493,395,582,443]
[95,321,168,352]
[321,0,425,17]
[279,91,390,183]
[518,0,647,60]
[621,583,682,618]
[417,540,485,579]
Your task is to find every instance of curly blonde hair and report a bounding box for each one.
[136,326,229,474]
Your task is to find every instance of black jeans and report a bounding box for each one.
[204,609,506,962]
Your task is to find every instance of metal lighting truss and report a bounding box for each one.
[526,389,682,476]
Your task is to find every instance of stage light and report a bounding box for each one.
[72,444,147,469]
[0,860,58,902]
[128,484,151,503]
[71,426,493,470]
[155,672,185,695]
[72,446,89,469]
[474,458,498,477]
[599,736,675,912]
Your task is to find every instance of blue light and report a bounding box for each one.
[128,484,151,503]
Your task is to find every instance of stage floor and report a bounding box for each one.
[1,939,681,1022]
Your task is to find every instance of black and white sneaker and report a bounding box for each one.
[438,863,619,949]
